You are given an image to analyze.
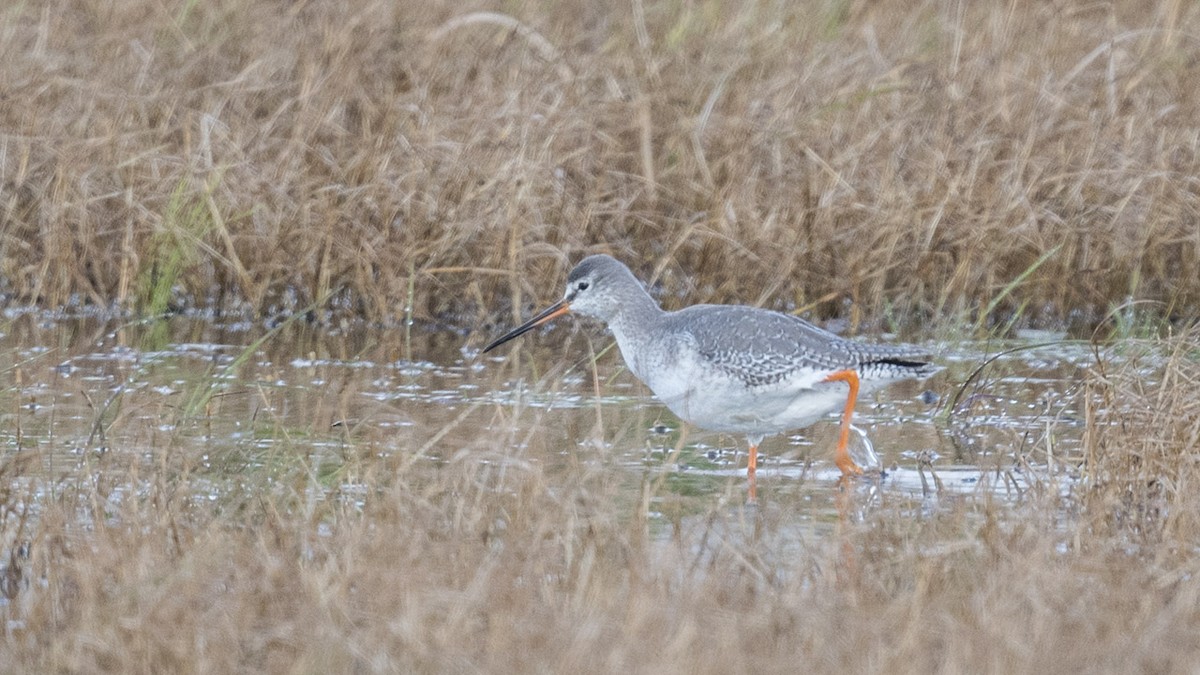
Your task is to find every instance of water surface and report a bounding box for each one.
[0,314,1094,535]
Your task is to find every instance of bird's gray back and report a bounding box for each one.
[666,305,929,387]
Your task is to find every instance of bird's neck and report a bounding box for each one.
[607,286,663,345]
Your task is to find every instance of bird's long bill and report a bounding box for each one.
[482,300,571,353]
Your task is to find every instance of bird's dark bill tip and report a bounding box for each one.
[482,300,571,353]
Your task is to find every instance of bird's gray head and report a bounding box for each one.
[560,254,641,323]
[481,254,649,353]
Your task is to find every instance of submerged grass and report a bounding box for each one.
[1,0,1199,332]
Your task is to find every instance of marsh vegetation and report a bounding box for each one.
[3,0,1200,672]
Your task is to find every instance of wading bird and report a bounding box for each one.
[483,255,935,493]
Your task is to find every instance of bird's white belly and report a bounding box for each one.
[638,353,849,436]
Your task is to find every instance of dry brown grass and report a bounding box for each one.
[1,327,1199,673]
[2,0,1199,331]
[1083,324,1200,543]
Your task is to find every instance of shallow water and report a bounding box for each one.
[0,313,1094,534]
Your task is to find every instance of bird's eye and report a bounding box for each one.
[576,281,590,291]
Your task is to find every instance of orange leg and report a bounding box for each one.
[823,369,863,477]
[747,444,758,503]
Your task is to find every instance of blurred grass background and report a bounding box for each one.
[2,0,1198,333]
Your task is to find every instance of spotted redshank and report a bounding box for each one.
[483,254,934,485]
